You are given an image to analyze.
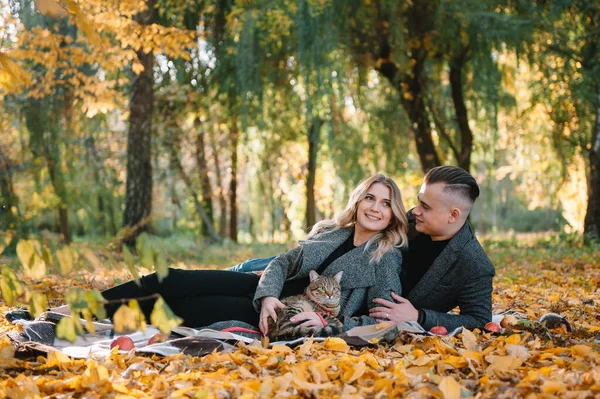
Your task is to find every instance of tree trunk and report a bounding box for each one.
[229,120,238,242]
[306,118,323,230]
[449,47,473,172]
[374,2,441,173]
[0,150,21,231]
[122,0,155,245]
[584,83,600,242]
[209,127,228,237]
[171,150,222,242]
[44,136,71,243]
[86,134,107,235]
[194,119,214,237]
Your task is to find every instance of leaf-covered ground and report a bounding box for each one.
[1,235,599,398]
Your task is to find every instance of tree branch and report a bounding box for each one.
[425,96,460,161]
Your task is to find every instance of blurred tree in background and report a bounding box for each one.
[1,0,598,244]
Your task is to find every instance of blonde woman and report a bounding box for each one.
[37,174,409,334]
[256,174,408,334]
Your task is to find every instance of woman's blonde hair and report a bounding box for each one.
[308,174,409,263]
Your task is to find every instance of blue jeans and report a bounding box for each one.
[227,256,275,273]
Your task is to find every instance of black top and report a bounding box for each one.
[400,234,450,296]
[280,230,356,297]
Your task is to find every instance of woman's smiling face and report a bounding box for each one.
[355,182,393,236]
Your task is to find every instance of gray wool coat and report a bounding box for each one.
[405,211,496,331]
[253,227,403,331]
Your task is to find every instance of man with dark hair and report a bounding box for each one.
[369,166,495,330]
[229,166,494,331]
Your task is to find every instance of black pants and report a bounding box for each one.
[101,268,308,328]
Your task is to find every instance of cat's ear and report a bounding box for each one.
[309,270,320,282]
[334,271,343,283]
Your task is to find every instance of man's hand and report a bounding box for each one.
[259,296,285,336]
[290,312,324,328]
[370,292,418,323]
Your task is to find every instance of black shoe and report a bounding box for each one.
[4,309,33,323]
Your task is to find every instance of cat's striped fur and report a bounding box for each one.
[268,270,344,341]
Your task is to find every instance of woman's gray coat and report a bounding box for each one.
[253,227,403,331]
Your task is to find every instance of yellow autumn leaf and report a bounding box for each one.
[34,0,68,18]
[296,337,314,356]
[55,245,74,275]
[485,355,523,375]
[26,253,47,279]
[343,359,366,383]
[0,52,32,92]
[150,296,182,334]
[55,315,84,342]
[505,333,522,345]
[1,266,24,306]
[443,355,468,369]
[113,301,146,333]
[81,363,109,388]
[323,337,349,353]
[439,376,462,399]
[45,350,72,369]
[461,328,479,351]
[132,61,145,75]
[309,358,333,383]
[270,344,293,354]
[540,380,566,394]
[360,352,382,369]
[28,291,48,318]
[571,345,592,357]
[16,239,35,269]
[462,350,484,365]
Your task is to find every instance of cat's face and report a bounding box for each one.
[306,276,341,306]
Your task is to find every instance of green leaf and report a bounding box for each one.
[55,316,84,343]
[113,300,146,333]
[29,291,48,318]
[135,232,148,255]
[0,276,15,307]
[1,266,23,306]
[55,245,74,275]
[140,244,154,270]
[0,232,11,256]
[65,288,88,311]
[16,240,34,269]
[122,245,140,283]
[42,246,53,267]
[154,249,168,283]
[150,296,182,335]
[85,289,107,321]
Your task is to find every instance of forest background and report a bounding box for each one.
[1,0,598,249]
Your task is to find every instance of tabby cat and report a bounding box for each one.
[268,270,344,341]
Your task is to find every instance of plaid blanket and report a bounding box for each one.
[6,311,476,359]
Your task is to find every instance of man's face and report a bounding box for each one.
[412,182,453,240]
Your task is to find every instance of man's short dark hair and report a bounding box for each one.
[424,166,480,204]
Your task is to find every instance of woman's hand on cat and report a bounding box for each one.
[259,296,285,335]
[370,292,418,323]
[290,312,325,328]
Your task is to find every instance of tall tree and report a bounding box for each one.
[529,0,600,241]
[0,148,21,231]
[122,0,156,245]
